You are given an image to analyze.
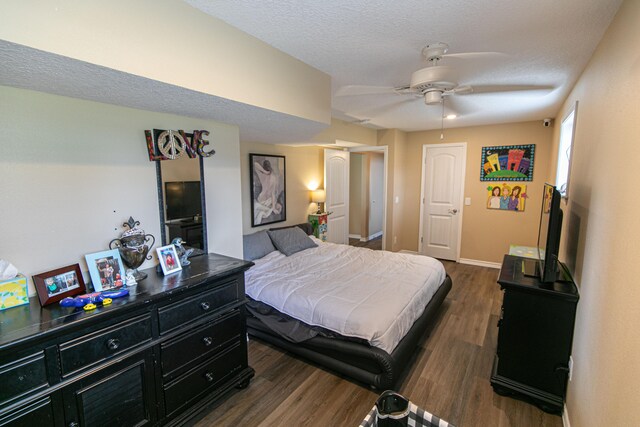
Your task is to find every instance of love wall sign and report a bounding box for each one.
[144,129,215,161]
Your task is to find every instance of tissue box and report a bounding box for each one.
[0,274,29,311]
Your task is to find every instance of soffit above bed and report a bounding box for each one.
[0,0,332,144]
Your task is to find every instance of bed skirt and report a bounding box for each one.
[246,274,452,389]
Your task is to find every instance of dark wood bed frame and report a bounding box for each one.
[245,223,453,389]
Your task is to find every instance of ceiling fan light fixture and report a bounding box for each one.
[424,90,443,105]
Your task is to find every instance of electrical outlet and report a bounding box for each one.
[568,356,574,381]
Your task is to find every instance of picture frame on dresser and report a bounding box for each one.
[85,249,126,291]
[156,244,182,275]
[33,263,86,306]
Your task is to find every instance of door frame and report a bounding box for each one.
[349,145,388,251]
[418,142,467,260]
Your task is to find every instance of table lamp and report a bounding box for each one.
[311,189,326,214]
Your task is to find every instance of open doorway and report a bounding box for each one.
[348,151,385,250]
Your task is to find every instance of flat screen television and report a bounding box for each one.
[165,181,202,221]
[525,183,563,283]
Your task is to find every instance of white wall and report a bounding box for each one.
[0,86,243,295]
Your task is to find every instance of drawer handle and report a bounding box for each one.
[203,336,213,346]
[106,338,120,351]
[200,301,211,311]
[69,422,79,427]
[205,371,215,383]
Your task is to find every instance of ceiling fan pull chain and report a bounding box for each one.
[440,99,445,140]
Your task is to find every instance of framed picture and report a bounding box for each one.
[156,244,182,275]
[85,249,126,292]
[486,183,527,211]
[250,153,286,227]
[480,144,535,181]
[33,264,86,306]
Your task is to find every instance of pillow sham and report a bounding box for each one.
[267,227,317,256]
[243,230,277,261]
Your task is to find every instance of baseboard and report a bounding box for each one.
[368,231,383,240]
[351,232,383,242]
[458,258,502,269]
[398,250,419,254]
[562,404,570,427]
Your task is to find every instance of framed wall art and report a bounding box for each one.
[250,153,286,227]
[85,249,126,291]
[33,264,86,306]
[156,244,182,275]
[487,183,527,212]
[480,144,535,181]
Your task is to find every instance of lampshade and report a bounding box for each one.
[311,189,326,203]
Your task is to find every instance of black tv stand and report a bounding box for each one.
[522,258,538,277]
[491,255,579,415]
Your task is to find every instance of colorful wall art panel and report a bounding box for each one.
[487,183,527,212]
[480,144,535,181]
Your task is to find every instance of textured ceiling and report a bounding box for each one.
[0,41,327,144]
[186,0,622,131]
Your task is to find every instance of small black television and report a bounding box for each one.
[525,183,563,283]
[165,181,202,221]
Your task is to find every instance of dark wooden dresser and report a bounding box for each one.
[0,254,254,426]
[491,255,579,415]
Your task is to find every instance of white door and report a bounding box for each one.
[324,148,349,244]
[419,143,466,260]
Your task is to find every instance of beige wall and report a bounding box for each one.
[240,142,323,234]
[401,121,554,263]
[377,129,408,252]
[241,119,378,236]
[0,0,331,124]
[548,1,640,424]
[0,85,243,295]
[311,118,378,145]
[349,154,364,236]
[369,153,384,236]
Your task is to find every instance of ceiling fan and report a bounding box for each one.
[335,42,553,109]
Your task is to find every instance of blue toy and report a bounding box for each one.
[60,289,129,309]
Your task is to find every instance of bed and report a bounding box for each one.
[243,224,452,389]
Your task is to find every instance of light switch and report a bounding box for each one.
[465,197,471,206]
[395,196,399,204]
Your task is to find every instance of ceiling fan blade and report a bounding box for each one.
[334,85,398,97]
[443,52,507,60]
[351,97,419,119]
[460,84,554,94]
[448,85,473,94]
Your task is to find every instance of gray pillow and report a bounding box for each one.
[243,231,277,261]
[267,227,317,256]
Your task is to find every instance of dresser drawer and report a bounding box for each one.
[163,343,244,416]
[59,314,152,376]
[0,352,48,405]
[160,310,242,378]
[158,279,239,334]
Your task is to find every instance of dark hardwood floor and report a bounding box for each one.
[193,260,563,427]
[348,236,383,250]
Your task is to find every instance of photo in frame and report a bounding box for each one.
[33,264,86,306]
[250,153,286,227]
[85,249,126,291]
[480,144,535,181]
[156,244,182,275]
